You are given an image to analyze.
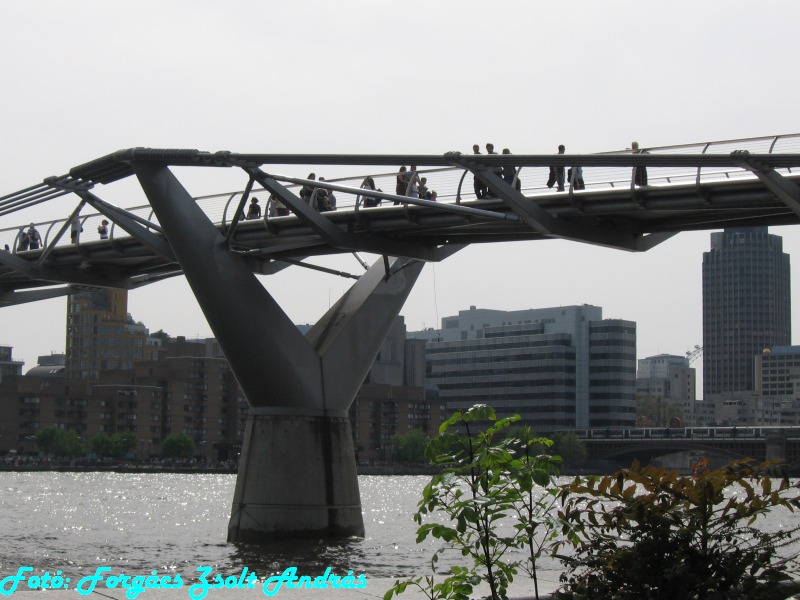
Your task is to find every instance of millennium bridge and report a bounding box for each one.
[2,133,800,540]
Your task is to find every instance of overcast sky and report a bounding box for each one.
[1,1,799,398]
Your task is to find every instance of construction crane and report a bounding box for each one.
[686,345,703,364]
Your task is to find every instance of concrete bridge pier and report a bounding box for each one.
[227,251,424,541]
[232,407,361,539]
[132,162,425,541]
[765,429,787,464]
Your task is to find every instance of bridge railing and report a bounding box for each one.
[2,133,799,256]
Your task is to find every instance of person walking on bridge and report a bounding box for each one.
[406,166,420,199]
[484,143,501,198]
[16,227,29,251]
[97,220,109,239]
[247,197,261,220]
[395,166,408,205]
[547,145,566,192]
[502,148,521,191]
[632,140,648,186]
[360,176,381,207]
[26,223,42,250]
[70,215,82,244]
[472,144,487,200]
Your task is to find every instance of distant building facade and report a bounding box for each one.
[750,345,800,426]
[0,345,24,381]
[65,288,160,379]
[0,315,437,464]
[702,227,791,397]
[409,305,637,431]
[0,338,242,461]
[349,317,443,465]
[636,354,696,426]
[26,354,66,377]
[694,346,800,426]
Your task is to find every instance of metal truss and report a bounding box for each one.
[0,139,798,305]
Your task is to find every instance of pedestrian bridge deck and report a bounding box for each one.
[1,133,800,304]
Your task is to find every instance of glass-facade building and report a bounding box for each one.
[702,227,791,397]
[409,305,637,431]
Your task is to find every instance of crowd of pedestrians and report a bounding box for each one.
[239,139,647,221]
[16,223,42,251]
[9,142,649,249]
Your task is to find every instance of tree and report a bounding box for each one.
[160,433,195,459]
[505,425,564,599]
[113,432,137,458]
[636,395,684,428]
[91,432,114,457]
[150,329,171,343]
[34,426,60,456]
[35,427,83,458]
[386,405,562,600]
[556,458,800,599]
[551,431,587,471]
[56,430,84,458]
[389,429,429,465]
[90,432,138,459]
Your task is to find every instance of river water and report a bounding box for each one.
[1,472,797,582]
[0,472,483,581]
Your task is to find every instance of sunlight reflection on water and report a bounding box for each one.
[0,473,448,579]
[0,472,796,580]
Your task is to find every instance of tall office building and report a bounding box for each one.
[702,227,791,397]
[65,288,159,379]
[409,305,637,431]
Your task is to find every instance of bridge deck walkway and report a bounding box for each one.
[0,133,799,301]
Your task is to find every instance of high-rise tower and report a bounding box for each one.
[65,288,156,379]
[702,227,791,397]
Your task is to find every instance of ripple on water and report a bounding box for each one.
[1,472,797,579]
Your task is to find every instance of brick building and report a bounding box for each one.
[0,293,438,464]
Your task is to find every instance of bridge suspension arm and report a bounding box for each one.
[733,150,800,218]
[43,175,175,256]
[35,200,87,267]
[265,172,521,223]
[250,169,457,262]
[446,152,673,252]
[248,169,353,246]
[224,175,256,244]
[68,188,177,263]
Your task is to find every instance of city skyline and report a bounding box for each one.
[2,2,799,399]
[2,226,798,401]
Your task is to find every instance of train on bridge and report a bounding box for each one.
[562,426,800,441]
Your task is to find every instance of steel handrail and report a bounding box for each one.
[3,133,800,253]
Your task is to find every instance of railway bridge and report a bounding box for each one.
[573,426,800,473]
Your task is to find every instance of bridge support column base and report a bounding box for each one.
[227,410,364,542]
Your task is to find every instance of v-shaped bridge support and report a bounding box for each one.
[132,162,425,540]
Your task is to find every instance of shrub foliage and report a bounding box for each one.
[555,459,800,599]
[386,405,800,600]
